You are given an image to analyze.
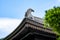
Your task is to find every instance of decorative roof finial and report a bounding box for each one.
[25,8,34,18]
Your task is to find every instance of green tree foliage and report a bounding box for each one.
[44,6,60,40]
[57,37,60,40]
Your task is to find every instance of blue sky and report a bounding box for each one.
[0,0,60,39]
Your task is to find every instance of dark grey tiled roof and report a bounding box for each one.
[33,16,43,24]
[27,16,43,24]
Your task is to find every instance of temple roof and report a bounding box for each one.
[4,9,56,40]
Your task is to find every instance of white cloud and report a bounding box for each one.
[57,0,60,2]
[58,0,60,1]
[0,18,22,38]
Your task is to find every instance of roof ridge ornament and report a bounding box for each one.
[25,8,34,19]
